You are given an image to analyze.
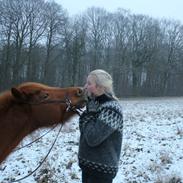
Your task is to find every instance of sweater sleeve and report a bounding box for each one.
[80,106,123,147]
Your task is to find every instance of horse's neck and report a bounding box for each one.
[0,102,33,163]
[0,105,32,141]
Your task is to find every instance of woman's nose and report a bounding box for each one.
[83,85,88,95]
[84,84,87,89]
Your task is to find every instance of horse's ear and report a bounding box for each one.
[11,88,27,102]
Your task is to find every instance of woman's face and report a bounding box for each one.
[84,75,103,97]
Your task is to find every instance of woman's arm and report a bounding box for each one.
[80,107,123,147]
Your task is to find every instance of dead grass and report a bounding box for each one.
[176,126,183,137]
[155,174,182,183]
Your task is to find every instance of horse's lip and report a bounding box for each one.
[76,99,86,108]
[80,102,86,108]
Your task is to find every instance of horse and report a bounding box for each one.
[0,82,86,164]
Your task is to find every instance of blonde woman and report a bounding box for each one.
[78,69,123,183]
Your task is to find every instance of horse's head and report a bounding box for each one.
[0,82,86,164]
[11,82,86,127]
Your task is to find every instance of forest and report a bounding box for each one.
[0,0,183,97]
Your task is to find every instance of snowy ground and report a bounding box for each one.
[0,97,183,183]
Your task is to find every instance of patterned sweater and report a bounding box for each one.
[78,94,123,177]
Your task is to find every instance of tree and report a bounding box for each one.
[84,7,109,69]
[157,20,183,95]
[128,15,159,95]
[0,0,16,89]
[26,0,47,81]
[43,1,67,85]
[110,9,131,96]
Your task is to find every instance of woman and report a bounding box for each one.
[78,69,123,183]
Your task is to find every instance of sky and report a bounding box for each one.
[55,0,183,23]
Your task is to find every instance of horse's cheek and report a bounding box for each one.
[33,105,61,123]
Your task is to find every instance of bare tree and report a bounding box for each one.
[26,0,47,81]
[0,1,182,96]
[69,16,87,85]
[84,7,109,69]
[110,9,131,96]
[128,15,159,95]
[9,0,33,84]
[43,1,67,84]
[157,20,183,95]
[0,0,16,89]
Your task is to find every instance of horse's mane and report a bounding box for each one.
[16,82,51,90]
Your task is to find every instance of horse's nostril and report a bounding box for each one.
[77,88,84,97]
[43,93,49,99]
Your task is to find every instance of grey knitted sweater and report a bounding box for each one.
[78,94,123,176]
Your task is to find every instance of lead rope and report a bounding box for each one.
[13,124,57,152]
[11,123,63,182]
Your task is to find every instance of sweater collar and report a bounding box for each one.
[95,94,114,104]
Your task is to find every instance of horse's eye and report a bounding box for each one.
[76,88,83,97]
[43,93,49,99]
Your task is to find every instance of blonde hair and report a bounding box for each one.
[89,69,118,99]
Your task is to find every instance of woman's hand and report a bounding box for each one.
[86,98,99,113]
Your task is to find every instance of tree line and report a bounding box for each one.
[0,0,183,97]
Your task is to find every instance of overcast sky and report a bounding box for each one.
[54,0,183,23]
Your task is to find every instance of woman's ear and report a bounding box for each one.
[96,85,105,95]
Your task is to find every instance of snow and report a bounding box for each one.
[0,97,183,183]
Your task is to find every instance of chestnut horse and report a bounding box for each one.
[0,82,86,164]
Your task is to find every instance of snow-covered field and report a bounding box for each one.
[0,97,183,183]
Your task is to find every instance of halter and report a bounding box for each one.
[65,97,83,116]
[16,94,84,116]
